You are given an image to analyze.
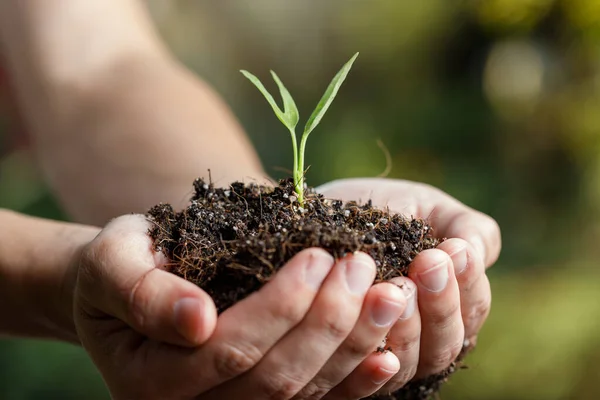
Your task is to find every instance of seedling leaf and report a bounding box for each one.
[240,53,359,206]
[240,70,291,129]
[303,52,359,137]
[270,71,299,129]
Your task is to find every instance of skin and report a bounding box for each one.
[0,0,268,225]
[316,178,499,395]
[74,215,411,399]
[0,1,501,399]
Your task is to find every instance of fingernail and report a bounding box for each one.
[372,367,397,384]
[174,297,203,343]
[450,247,468,275]
[471,236,486,263]
[399,283,416,320]
[417,261,448,292]
[372,297,405,327]
[305,251,335,290]
[343,253,375,295]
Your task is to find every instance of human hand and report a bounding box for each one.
[315,177,501,394]
[73,214,413,399]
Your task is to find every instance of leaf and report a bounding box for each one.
[303,52,359,137]
[271,71,299,129]
[240,70,291,129]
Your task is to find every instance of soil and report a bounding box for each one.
[147,177,472,400]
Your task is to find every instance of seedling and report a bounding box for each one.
[241,52,359,206]
[150,52,455,399]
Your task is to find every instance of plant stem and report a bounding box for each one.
[297,133,310,205]
[289,127,303,204]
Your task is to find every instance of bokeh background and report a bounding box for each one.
[2,0,600,399]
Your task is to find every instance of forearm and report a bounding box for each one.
[0,0,267,225]
[0,209,100,343]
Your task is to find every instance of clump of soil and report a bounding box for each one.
[147,177,472,399]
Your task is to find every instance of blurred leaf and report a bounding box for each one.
[468,0,555,33]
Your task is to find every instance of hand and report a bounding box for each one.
[314,178,501,394]
[72,214,413,399]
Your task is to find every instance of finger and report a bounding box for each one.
[144,247,336,395]
[204,252,376,400]
[378,277,421,393]
[432,206,501,268]
[294,282,406,398]
[437,238,491,341]
[315,178,501,267]
[76,214,217,347]
[408,249,464,378]
[324,351,400,400]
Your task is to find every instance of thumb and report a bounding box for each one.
[76,214,216,347]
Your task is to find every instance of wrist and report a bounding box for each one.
[46,225,100,344]
[0,209,100,343]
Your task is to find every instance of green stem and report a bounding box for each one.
[289,127,303,204]
[297,133,309,205]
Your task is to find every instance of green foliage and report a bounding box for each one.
[303,52,359,137]
[239,70,299,130]
[241,52,359,204]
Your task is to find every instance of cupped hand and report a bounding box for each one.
[72,214,411,399]
[315,177,501,394]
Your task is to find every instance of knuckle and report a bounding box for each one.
[257,370,306,400]
[77,247,97,287]
[399,365,418,385]
[79,242,96,266]
[91,234,120,262]
[214,342,263,379]
[424,340,463,373]
[295,381,330,400]
[270,296,307,326]
[76,242,111,296]
[318,306,354,342]
[426,301,461,331]
[79,243,101,276]
[343,334,378,360]
[466,296,491,328]
[392,332,420,353]
[78,235,119,281]
[387,365,417,391]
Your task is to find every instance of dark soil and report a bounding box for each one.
[147,177,472,400]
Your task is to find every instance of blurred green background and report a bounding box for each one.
[1,0,600,399]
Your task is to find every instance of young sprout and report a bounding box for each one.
[241,52,359,206]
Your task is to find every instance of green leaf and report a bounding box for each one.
[270,71,299,129]
[303,52,359,137]
[240,70,291,129]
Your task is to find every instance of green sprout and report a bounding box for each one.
[241,52,359,206]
